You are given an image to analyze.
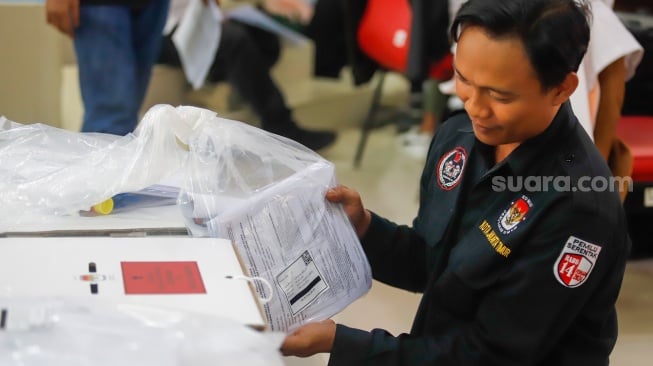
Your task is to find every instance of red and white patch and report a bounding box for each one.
[553,236,602,288]
[497,195,533,234]
[436,147,467,190]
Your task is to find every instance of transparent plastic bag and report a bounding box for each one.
[0,297,284,366]
[0,105,372,333]
[0,107,187,229]
[175,107,372,332]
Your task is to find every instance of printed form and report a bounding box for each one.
[207,162,371,332]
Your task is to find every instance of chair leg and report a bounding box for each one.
[353,71,387,168]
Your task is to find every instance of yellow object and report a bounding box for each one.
[91,198,114,215]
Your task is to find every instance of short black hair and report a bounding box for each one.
[451,0,591,90]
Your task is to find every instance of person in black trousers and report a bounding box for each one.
[158,19,336,151]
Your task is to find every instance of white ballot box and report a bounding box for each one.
[0,237,267,330]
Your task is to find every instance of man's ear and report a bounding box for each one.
[551,72,579,106]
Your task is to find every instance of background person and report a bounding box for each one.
[158,0,336,151]
[569,0,643,201]
[45,0,171,135]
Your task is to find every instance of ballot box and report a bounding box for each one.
[0,237,267,330]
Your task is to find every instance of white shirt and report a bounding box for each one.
[570,0,643,138]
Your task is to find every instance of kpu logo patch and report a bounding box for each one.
[554,236,602,288]
[497,195,533,234]
[437,147,467,190]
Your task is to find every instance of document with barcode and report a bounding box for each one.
[206,161,372,332]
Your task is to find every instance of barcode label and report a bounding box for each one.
[1,308,7,330]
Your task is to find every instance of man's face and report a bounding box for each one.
[454,26,563,148]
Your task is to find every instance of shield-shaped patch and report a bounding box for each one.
[553,236,602,288]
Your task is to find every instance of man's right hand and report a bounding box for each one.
[45,0,80,38]
[326,185,371,239]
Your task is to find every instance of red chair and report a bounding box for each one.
[616,116,653,183]
[615,115,653,257]
[353,0,453,167]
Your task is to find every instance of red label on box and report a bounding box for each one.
[121,262,206,294]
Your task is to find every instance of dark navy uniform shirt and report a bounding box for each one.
[329,103,631,366]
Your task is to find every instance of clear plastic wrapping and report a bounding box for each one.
[0,297,284,366]
[175,107,372,332]
[0,106,187,229]
[0,105,372,333]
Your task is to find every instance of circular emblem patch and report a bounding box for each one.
[436,147,467,190]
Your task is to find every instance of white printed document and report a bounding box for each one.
[172,0,223,89]
[206,162,372,332]
[227,4,309,45]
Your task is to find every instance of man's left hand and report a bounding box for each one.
[280,319,337,357]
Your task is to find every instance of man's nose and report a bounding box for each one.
[464,91,491,120]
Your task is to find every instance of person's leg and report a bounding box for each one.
[74,5,137,135]
[225,22,280,111]
[396,80,424,133]
[398,79,447,160]
[244,23,281,71]
[210,21,336,150]
[208,21,295,133]
[131,0,171,122]
[420,78,447,133]
[158,33,182,67]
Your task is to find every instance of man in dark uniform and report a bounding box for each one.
[281,0,632,365]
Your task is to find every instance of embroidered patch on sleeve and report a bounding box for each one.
[436,146,467,190]
[553,236,602,288]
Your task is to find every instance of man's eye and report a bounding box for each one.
[490,93,514,103]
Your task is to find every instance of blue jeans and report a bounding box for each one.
[74,0,170,135]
